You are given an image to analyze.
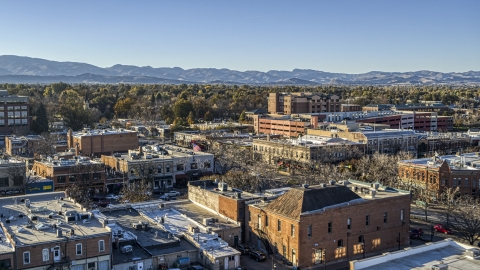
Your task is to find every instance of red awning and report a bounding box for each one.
[175,173,187,179]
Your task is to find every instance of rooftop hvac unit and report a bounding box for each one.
[121,245,133,254]
[203,218,212,226]
[431,264,448,270]
[465,248,480,258]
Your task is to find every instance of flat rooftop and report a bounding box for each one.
[133,203,240,258]
[0,192,110,246]
[72,128,137,138]
[400,152,480,171]
[352,240,480,270]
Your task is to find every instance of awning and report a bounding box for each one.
[175,173,187,180]
[202,171,214,176]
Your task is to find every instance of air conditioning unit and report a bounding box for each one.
[431,264,448,270]
[121,245,133,253]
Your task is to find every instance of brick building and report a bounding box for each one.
[67,128,139,157]
[252,114,321,137]
[31,157,106,193]
[341,104,362,112]
[0,159,26,193]
[268,92,341,114]
[398,152,480,197]
[355,112,453,131]
[0,192,111,270]
[246,180,411,268]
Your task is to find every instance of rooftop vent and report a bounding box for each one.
[329,180,336,185]
[302,183,309,189]
[121,245,133,254]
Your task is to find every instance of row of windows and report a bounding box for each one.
[24,241,105,264]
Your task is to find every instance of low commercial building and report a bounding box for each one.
[417,132,473,157]
[307,128,418,155]
[0,159,26,193]
[398,152,480,197]
[246,180,411,268]
[31,157,106,193]
[102,145,214,190]
[0,191,112,270]
[252,135,364,165]
[67,128,139,157]
[134,201,241,270]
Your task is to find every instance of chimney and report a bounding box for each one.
[329,180,336,186]
[139,146,143,154]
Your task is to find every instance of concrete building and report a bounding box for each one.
[0,191,111,270]
[246,180,411,268]
[31,157,106,193]
[268,92,341,114]
[101,145,214,190]
[0,90,30,140]
[67,128,139,157]
[398,152,480,197]
[350,239,480,270]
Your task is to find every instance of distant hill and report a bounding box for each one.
[0,55,479,85]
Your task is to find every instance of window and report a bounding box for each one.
[99,240,105,252]
[228,256,235,261]
[0,259,11,268]
[93,173,101,180]
[401,209,404,221]
[283,245,286,257]
[465,178,469,186]
[359,235,364,243]
[0,177,8,187]
[384,212,388,224]
[166,165,170,173]
[190,163,197,169]
[42,249,49,261]
[88,262,96,269]
[76,243,82,255]
[347,218,351,230]
[23,252,30,264]
[366,215,370,226]
[328,222,332,233]
[453,178,457,186]
[157,166,162,173]
[291,224,295,237]
[307,225,312,237]
[176,164,184,171]
[204,161,211,168]
[458,178,462,186]
[265,215,269,226]
[337,239,344,248]
[277,219,282,232]
[248,211,251,222]
[57,176,66,183]
[69,175,77,182]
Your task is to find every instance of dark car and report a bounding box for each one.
[434,224,453,234]
[95,201,111,208]
[248,250,267,262]
[235,244,251,255]
[410,228,423,239]
[188,266,203,270]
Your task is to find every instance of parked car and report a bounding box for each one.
[160,194,170,201]
[188,266,203,270]
[248,250,266,262]
[167,191,180,197]
[235,244,250,255]
[95,201,111,208]
[105,194,118,200]
[410,228,423,239]
[434,224,452,234]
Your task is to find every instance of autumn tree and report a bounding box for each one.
[114,97,135,118]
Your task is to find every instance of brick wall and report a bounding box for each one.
[247,195,410,268]
[15,234,110,269]
[188,185,219,213]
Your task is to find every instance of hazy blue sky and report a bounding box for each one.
[1,1,478,73]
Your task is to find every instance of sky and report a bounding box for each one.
[1,0,479,73]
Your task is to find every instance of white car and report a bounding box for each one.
[105,194,119,200]
[167,191,180,197]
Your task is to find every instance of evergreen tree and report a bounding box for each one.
[32,103,49,133]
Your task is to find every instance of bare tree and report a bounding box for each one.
[120,160,157,202]
[439,187,460,226]
[31,133,64,158]
[67,163,103,207]
[449,196,480,245]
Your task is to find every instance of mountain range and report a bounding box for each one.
[0,55,479,85]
